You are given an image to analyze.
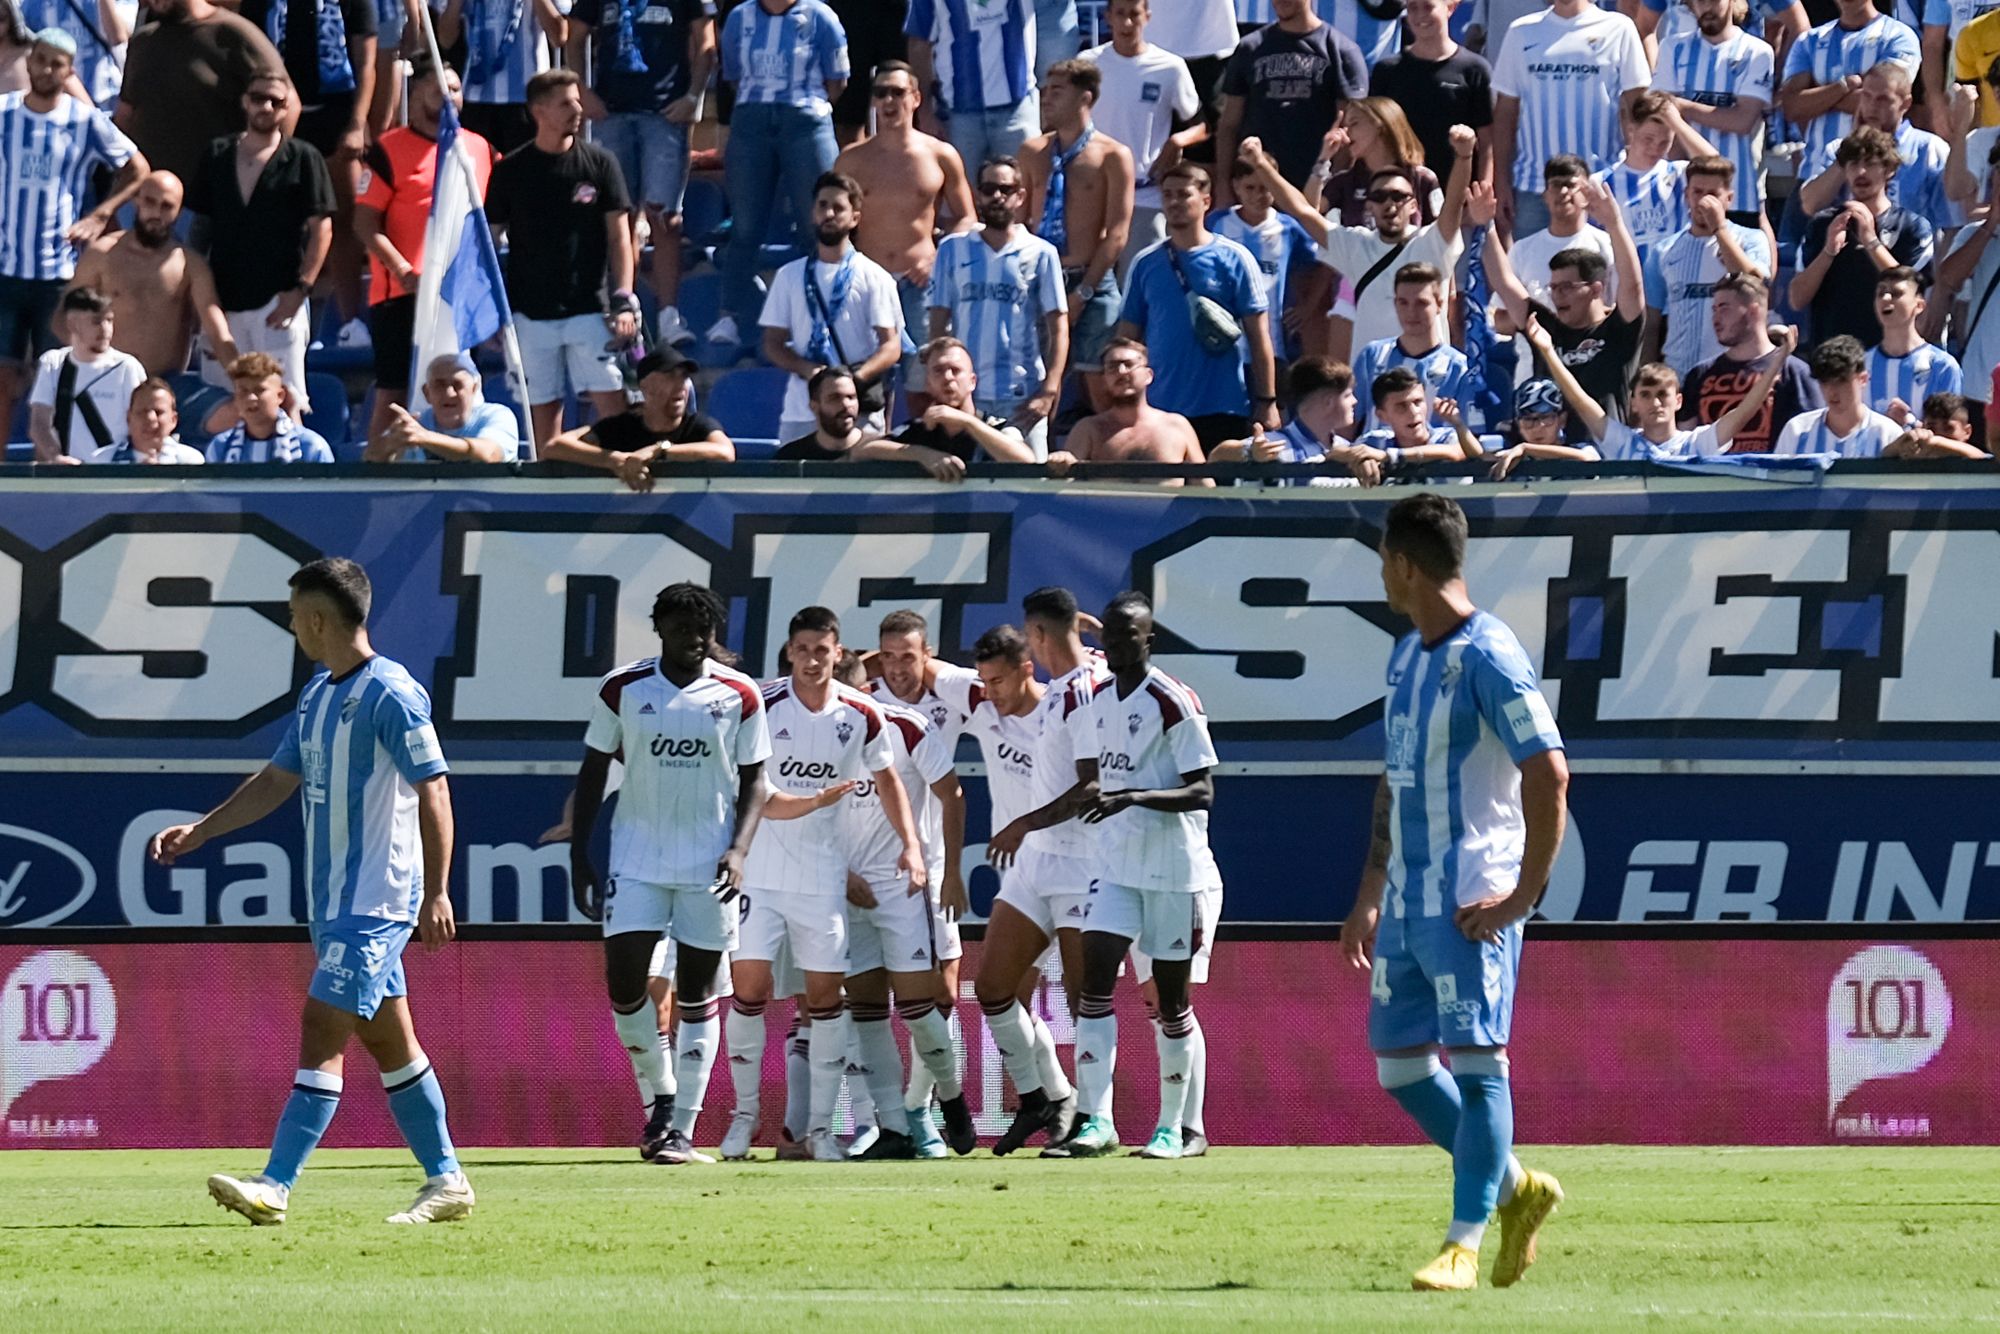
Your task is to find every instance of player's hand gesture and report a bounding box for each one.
[713,847,747,902]
[1455,890,1535,944]
[571,853,604,921]
[986,817,1031,868]
[419,892,456,952]
[939,867,969,922]
[148,821,207,866]
[1082,789,1136,823]
[1339,898,1379,971]
[898,843,929,895]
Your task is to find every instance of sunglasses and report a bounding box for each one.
[246,92,286,107]
[978,181,1021,195]
[1367,190,1414,205]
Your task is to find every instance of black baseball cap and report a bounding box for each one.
[635,348,697,379]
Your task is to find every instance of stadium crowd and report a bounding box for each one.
[5,0,2000,477]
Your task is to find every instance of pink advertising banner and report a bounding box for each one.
[2,938,1994,1149]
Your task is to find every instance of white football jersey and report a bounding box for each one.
[744,679,895,895]
[932,662,1040,830]
[1022,655,1111,860]
[869,676,968,755]
[845,697,955,883]
[585,658,772,886]
[1083,666,1219,891]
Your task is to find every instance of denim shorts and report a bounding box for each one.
[595,111,691,213]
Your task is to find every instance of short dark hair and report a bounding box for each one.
[1287,355,1353,405]
[1632,362,1682,393]
[921,336,970,365]
[1228,155,1258,181]
[289,557,371,627]
[1103,590,1153,623]
[1836,124,1900,170]
[1544,154,1589,186]
[1367,166,1415,195]
[1372,365,1424,404]
[808,365,855,399]
[1626,90,1671,123]
[879,609,928,640]
[129,376,176,410]
[652,582,727,639]
[1686,154,1736,186]
[872,59,916,85]
[788,605,840,639]
[973,624,1031,665]
[813,170,864,210]
[1160,161,1212,193]
[1382,493,1468,582]
[525,68,579,104]
[1875,265,1921,294]
[977,155,1022,186]
[1550,248,1608,287]
[1711,271,1768,305]
[1101,335,1149,364]
[1047,58,1100,100]
[60,285,110,315]
[1022,585,1078,629]
[1923,392,1971,425]
[1394,262,1445,294]
[1807,334,1868,383]
[833,650,867,688]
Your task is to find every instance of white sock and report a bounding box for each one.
[1499,1156,1525,1205]
[655,1026,678,1101]
[905,1005,962,1102]
[807,1009,849,1136]
[844,1019,878,1130]
[982,1001,1044,1098]
[1447,1220,1486,1249]
[1184,1012,1207,1134]
[852,1017,907,1135]
[1074,1012,1118,1122]
[1030,1010,1073,1102]
[1155,1016,1195,1132]
[668,1001,720,1136]
[784,1019,811,1140]
[613,1005,665,1105]
[724,1004,765,1120]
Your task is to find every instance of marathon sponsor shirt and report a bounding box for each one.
[744,678,893,895]
[1491,4,1650,190]
[1021,653,1110,861]
[585,656,770,885]
[1081,665,1218,892]
[844,696,953,885]
[931,662,1039,829]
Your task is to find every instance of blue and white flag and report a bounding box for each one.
[411,94,532,451]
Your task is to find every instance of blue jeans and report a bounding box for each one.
[1035,0,1081,80]
[721,102,838,320]
[944,96,1039,180]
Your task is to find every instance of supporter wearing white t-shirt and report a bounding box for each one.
[29,290,147,463]
[1080,3,1201,272]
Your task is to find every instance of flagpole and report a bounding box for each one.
[413,3,539,460]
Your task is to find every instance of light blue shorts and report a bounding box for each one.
[595,112,691,213]
[308,917,412,1019]
[1366,904,1521,1052]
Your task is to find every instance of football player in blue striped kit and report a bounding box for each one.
[1341,493,1568,1291]
[153,558,471,1226]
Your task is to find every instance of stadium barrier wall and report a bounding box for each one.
[2,936,1989,1148]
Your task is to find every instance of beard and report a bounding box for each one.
[978,202,1014,229]
[133,219,175,249]
[815,409,856,437]
[814,222,851,249]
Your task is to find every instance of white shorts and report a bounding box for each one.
[1085,881,1204,963]
[736,887,848,976]
[601,876,739,952]
[648,937,737,996]
[993,847,1092,938]
[845,876,939,976]
[1131,882,1223,985]
[205,296,312,412]
[516,312,626,404]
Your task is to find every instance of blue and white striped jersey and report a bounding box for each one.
[1771,406,1903,457]
[1600,419,1719,460]
[1812,122,1951,227]
[1651,28,1775,213]
[927,226,1065,404]
[1780,15,1921,170]
[271,655,450,925]
[1642,223,1774,376]
[904,0,1037,114]
[0,93,136,281]
[1208,205,1315,336]
[15,0,124,106]
[1641,0,1797,51]
[1235,0,1276,22]
[1357,424,1462,452]
[1491,5,1651,190]
[1591,154,1688,267]
[1317,0,1401,65]
[1353,336,1471,430]
[1865,343,1963,417]
[1382,609,1563,919]
[206,415,337,464]
[721,0,849,115]
[434,0,558,106]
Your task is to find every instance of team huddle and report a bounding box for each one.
[154,491,1570,1291]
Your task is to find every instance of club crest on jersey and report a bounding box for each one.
[340,696,360,722]
[931,705,949,726]
[708,699,729,719]
[1439,661,1463,694]
[835,719,853,744]
[1128,712,1142,735]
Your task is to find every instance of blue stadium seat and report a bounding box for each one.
[303,372,354,454]
[677,271,721,339]
[681,178,728,249]
[306,301,373,374]
[5,441,31,462]
[705,367,788,441]
[733,437,781,460]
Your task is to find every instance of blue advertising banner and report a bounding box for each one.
[2,472,1998,926]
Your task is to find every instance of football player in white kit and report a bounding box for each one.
[569,584,772,1166]
[979,587,1110,1155]
[725,607,927,1163]
[1065,591,1219,1162]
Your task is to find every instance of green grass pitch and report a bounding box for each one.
[2,1147,1995,1331]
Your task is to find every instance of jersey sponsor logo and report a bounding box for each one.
[1100,751,1137,773]
[639,702,657,714]
[779,757,840,781]
[648,735,713,759]
[995,741,1035,769]
[407,725,443,767]
[960,280,1023,303]
[1141,82,1161,103]
[573,183,598,205]
[1503,695,1555,744]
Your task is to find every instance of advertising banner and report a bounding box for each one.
[3,938,1992,1149]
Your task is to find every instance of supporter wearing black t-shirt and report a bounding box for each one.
[1796,204,1933,349]
[1218,12,1366,198]
[189,131,337,314]
[1684,347,1825,455]
[1527,298,1643,438]
[487,96,634,321]
[1369,42,1493,196]
[541,349,734,489]
[775,365,871,462]
[569,0,713,114]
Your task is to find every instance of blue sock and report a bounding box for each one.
[1384,1061,1463,1151]
[265,1069,341,1188]
[1451,1071,1514,1227]
[384,1058,460,1178]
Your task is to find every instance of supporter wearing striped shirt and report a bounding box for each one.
[206,352,336,463]
[926,156,1068,455]
[435,0,562,153]
[1352,262,1470,431]
[1778,0,1920,174]
[1643,157,1774,376]
[712,0,849,341]
[1652,0,1776,220]
[15,0,128,106]
[1207,160,1316,357]
[1591,92,1724,268]
[1794,63,1950,229]
[906,0,1038,172]
[1490,0,1650,238]
[1208,355,1359,486]
[1350,366,1479,480]
[1866,265,1963,422]
[1319,0,1402,66]
[1636,0,1804,67]
[1772,334,1904,456]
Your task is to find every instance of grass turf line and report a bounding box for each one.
[2,1147,1997,1331]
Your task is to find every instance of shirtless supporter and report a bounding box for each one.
[1022,59,1134,415]
[835,59,974,414]
[67,171,231,377]
[1047,336,1212,484]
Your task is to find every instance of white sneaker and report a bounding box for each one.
[704,314,740,346]
[335,317,372,350]
[845,1123,880,1159]
[808,1130,847,1163]
[386,1170,475,1224]
[656,306,696,348]
[208,1172,287,1225]
[721,1110,757,1161]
